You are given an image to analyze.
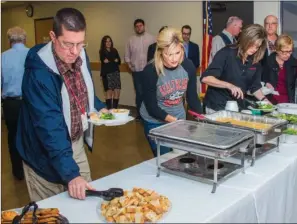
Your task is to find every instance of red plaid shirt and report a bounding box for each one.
[53,49,88,142]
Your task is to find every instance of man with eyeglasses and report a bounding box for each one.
[261,15,279,66]
[16,8,107,201]
[181,25,200,69]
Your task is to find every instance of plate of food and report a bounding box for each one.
[1,207,68,224]
[89,109,134,126]
[97,187,171,223]
[248,101,276,112]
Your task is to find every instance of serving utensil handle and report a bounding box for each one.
[188,110,206,120]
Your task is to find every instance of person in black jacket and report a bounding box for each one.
[201,24,270,113]
[262,34,297,104]
[147,26,168,63]
[99,35,121,109]
[140,27,202,157]
[181,25,200,69]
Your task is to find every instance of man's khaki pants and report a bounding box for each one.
[23,136,91,202]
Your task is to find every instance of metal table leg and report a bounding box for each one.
[251,138,256,166]
[241,151,245,174]
[157,141,161,177]
[276,136,280,152]
[211,158,218,193]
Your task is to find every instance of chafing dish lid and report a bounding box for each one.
[149,120,254,149]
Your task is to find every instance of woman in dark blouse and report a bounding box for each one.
[201,24,270,113]
[262,34,297,104]
[99,35,121,109]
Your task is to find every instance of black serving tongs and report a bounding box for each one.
[86,188,124,201]
[242,98,260,109]
[12,201,38,224]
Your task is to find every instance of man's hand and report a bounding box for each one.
[104,58,109,63]
[68,176,95,200]
[114,58,119,63]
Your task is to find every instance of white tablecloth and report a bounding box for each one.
[36,143,297,223]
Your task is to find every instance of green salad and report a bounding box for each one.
[256,102,274,110]
[283,128,297,135]
[273,113,297,123]
[100,113,115,120]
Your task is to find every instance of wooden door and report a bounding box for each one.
[34,17,54,44]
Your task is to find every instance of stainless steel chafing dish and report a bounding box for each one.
[203,110,288,145]
[149,120,255,193]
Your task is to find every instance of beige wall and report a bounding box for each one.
[2,1,280,107]
[1,1,203,106]
[1,1,203,60]
[253,0,281,32]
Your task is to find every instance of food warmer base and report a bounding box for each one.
[225,142,279,166]
[161,153,242,191]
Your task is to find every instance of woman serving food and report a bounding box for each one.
[201,24,271,113]
[140,27,202,157]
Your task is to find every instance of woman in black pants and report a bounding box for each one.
[99,35,121,109]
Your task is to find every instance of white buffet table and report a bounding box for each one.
[35,143,297,223]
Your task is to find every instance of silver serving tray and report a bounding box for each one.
[149,120,254,150]
[204,110,288,135]
[280,124,297,144]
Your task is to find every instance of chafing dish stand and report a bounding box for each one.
[149,120,255,193]
[202,111,288,165]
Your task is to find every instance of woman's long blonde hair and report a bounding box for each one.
[237,24,267,64]
[154,27,185,75]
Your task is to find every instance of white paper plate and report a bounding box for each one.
[89,116,135,126]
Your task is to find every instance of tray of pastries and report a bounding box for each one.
[98,187,171,223]
[1,208,68,223]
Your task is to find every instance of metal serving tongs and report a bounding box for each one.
[86,188,124,201]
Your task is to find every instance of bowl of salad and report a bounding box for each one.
[280,124,297,144]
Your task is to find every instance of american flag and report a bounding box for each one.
[201,0,213,94]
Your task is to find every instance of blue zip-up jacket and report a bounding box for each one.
[16,42,105,184]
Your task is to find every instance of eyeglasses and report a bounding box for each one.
[57,38,88,50]
[279,50,293,55]
[265,22,278,26]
